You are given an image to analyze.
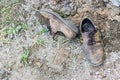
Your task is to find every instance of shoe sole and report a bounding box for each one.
[40,9,79,34]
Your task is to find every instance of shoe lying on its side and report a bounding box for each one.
[39,9,79,39]
[80,18,104,66]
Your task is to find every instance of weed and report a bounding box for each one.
[21,23,28,30]
[4,23,21,34]
[37,28,48,35]
[4,23,28,35]
[37,38,44,46]
[0,0,23,29]
[20,50,30,65]
[35,20,41,26]
[60,12,66,18]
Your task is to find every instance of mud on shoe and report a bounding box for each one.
[80,18,104,66]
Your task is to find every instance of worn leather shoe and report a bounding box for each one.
[39,9,79,39]
[80,17,104,66]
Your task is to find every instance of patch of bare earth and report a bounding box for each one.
[0,0,120,80]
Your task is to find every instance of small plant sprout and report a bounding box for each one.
[4,23,28,35]
[21,23,28,30]
[20,50,30,65]
[37,38,44,46]
[37,27,48,35]
[4,23,22,34]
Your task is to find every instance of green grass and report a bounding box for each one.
[4,23,28,35]
[40,28,48,34]
[4,23,21,34]
[37,28,48,35]
[0,0,23,30]
[20,50,30,65]
[21,23,28,30]
[0,0,23,41]
[37,38,44,46]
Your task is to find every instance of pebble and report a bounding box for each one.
[96,71,100,75]
[8,33,14,40]
[36,62,43,68]
[101,29,105,32]
[107,68,111,72]
[98,75,103,78]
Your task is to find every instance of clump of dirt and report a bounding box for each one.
[0,0,120,80]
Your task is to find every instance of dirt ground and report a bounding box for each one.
[0,0,120,80]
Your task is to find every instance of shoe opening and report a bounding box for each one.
[81,18,95,32]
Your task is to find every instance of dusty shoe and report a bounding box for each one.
[80,18,104,66]
[39,9,79,39]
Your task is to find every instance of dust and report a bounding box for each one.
[0,0,120,80]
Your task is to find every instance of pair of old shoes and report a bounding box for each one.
[40,9,104,66]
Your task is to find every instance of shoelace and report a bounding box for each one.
[87,29,97,45]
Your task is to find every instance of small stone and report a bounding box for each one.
[107,68,111,72]
[96,71,100,75]
[8,33,14,40]
[50,0,57,5]
[98,75,103,78]
[101,29,104,32]
[36,62,43,67]
[28,60,33,65]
